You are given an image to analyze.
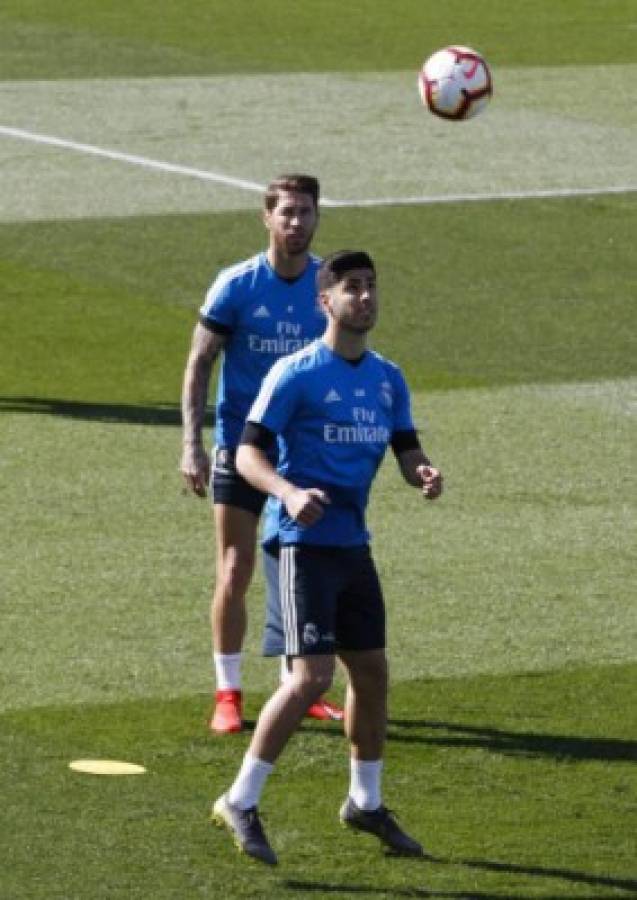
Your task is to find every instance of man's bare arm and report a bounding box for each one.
[180,323,227,496]
[236,443,330,527]
[395,446,443,500]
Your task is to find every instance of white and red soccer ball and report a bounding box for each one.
[418,45,493,121]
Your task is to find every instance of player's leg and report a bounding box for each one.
[208,446,267,734]
[335,550,424,856]
[212,502,259,653]
[263,543,344,722]
[212,545,338,863]
[339,648,387,763]
[212,653,334,865]
[338,647,422,855]
[209,491,259,733]
[250,654,335,761]
[209,502,259,733]
[334,546,388,764]
[339,647,387,818]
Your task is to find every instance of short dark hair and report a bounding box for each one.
[316,250,376,292]
[263,174,320,211]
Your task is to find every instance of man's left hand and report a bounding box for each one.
[416,464,443,500]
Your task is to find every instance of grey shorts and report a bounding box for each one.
[262,543,385,657]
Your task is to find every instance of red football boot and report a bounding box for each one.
[210,689,243,734]
[306,696,344,721]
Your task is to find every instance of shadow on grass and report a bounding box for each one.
[284,880,630,900]
[284,851,637,896]
[448,857,637,894]
[0,395,214,428]
[289,717,636,765]
[284,889,629,900]
[386,719,637,764]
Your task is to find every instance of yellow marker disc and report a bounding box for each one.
[69,759,147,775]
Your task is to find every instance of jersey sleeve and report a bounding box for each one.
[246,357,302,434]
[389,364,415,433]
[240,421,277,450]
[199,270,239,331]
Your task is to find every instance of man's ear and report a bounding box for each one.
[318,290,330,314]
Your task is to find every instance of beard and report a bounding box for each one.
[280,232,313,257]
[340,317,376,334]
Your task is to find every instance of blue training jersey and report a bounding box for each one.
[199,252,325,448]
[247,339,416,547]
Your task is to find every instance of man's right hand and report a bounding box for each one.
[282,487,331,527]
[180,442,210,497]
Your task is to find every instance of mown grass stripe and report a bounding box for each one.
[0,124,267,193]
[2,123,635,210]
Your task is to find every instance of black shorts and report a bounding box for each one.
[211,446,268,516]
[262,543,385,657]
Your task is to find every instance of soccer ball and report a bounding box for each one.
[418,46,492,121]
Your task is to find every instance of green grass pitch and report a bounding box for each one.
[0,1,636,897]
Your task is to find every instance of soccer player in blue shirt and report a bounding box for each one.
[180,175,342,733]
[212,250,443,864]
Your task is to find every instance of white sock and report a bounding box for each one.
[214,652,242,691]
[349,758,383,811]
[228,753,274,810]
[280,656,293,684]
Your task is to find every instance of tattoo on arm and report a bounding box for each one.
[181,324,226,444]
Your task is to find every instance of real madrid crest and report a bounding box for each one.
[379,380,393,409]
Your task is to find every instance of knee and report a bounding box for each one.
[291,662,334,702]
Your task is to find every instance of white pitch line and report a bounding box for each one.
[0,125,267,194]
[323,185,637,208]
[1,124,635,208]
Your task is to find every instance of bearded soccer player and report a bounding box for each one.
[211,250,443,864]
[180,175,343,733]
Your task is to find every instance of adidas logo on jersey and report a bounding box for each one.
[323,388,341,403]
[354,389,366,397]
[253,305,271,318]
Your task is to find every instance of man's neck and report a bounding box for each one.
[323,327,367,360]
[267,247,308,280]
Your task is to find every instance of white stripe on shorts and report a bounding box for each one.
[280,546,299,656]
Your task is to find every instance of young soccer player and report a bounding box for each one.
[180,175,343,733]
[212,250,443,864]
